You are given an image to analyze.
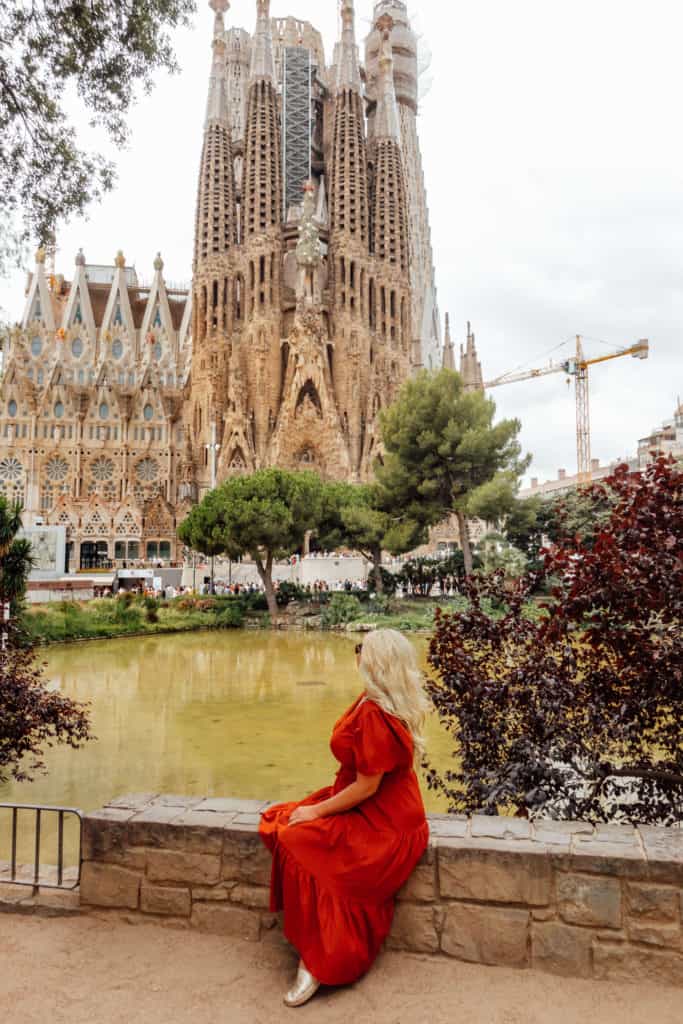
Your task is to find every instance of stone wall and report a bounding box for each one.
[80,795,683,988]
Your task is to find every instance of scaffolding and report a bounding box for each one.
[282,47,312,210]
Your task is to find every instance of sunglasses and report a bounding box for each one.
[355,643,363,656]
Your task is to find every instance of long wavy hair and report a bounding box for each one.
[358,629,430,766]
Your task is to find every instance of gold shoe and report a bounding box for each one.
[283,962,321,1008]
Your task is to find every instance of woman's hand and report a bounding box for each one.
[288,804,321,827]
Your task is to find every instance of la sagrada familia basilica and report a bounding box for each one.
[0,0,483,570]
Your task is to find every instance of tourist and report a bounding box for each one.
[260,629,430,1007]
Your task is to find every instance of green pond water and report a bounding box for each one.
[0,630,453,870]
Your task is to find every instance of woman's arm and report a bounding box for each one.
[288,772,383,826]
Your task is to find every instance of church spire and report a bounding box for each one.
[250,0,275,82]
[442,312,455,371]
[336,0,362,92]
[329,0,369,247]
[243,0,281,239]
[371,16,409,271]
[460,321,484,391]
[205,0,231,126]
[374,15,400,141]
[193,0,237,270]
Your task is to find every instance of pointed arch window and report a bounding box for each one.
[72,337,83,358]
[74,303,83,324]
[153,306,162,328]
[114,303,123,326]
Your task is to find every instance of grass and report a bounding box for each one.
[22,594,248,645]
[321,592,548,633]
[22,588,548,645]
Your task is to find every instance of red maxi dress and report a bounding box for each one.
[259,694,429,986]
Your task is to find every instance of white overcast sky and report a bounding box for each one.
[1,0,680,485]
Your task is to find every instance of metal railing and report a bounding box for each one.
[0,803,83,890]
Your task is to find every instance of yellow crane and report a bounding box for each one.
[485,336,650,483]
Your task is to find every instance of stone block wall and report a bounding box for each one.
[80,795,683,988]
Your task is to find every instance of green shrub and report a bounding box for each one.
[275,580,307,606]
[215,604,245,629]
[321,593,362,627]
[246,591,269,612]
[367,593,391,615]
[142,596,160,624]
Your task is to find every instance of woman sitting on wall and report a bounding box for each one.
[260,628,430,1007]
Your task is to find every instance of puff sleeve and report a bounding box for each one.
[352,703,412,777]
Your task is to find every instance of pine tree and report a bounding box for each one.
[377,370,530,574]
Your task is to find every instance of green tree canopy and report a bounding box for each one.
[0,493,92,788]
[178,469,324,619]
[377,369,530,573]
[0,496,32,616]
[0,0,195,274]
[316,481,425,593]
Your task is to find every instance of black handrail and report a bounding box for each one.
[0,802,83,890]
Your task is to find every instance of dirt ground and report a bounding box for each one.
[0,914,677,1024]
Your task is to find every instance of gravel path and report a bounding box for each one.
[0,914,678,1024]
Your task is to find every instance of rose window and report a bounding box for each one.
[91,457,115,482]
[133,458,161,503]
[42,458,71,510]
[88,457,117,501]
[136,458,159,483]
[46,457,69,482]
[0,457,22,482]
[0,457,24,502]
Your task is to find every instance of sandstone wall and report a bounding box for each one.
[80,795,683,988]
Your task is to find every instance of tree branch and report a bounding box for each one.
[604,766,683,787]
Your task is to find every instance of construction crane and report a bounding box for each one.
[485,336,650,483]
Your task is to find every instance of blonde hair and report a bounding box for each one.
[358,629,430,766]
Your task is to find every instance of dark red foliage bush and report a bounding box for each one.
[0,625,93,784]
[426,457,683,825]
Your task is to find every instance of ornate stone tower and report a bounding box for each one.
[460,322,484,392]
[442,313,455,371]
[189,0,237,489]
[365,1,442,371]
[185,0,437,495]
[328,0,371,474]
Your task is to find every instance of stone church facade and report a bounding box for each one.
[0,0,479,571]
[187,0,436,496]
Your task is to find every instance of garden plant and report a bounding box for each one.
[427,457,683,826]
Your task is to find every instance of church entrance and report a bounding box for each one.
[80,541,112,571]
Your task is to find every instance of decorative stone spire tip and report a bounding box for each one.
[336,0,361,92]
[250,0,275,81]
[374,15,400,141]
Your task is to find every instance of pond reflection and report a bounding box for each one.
[0,630,452,864]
